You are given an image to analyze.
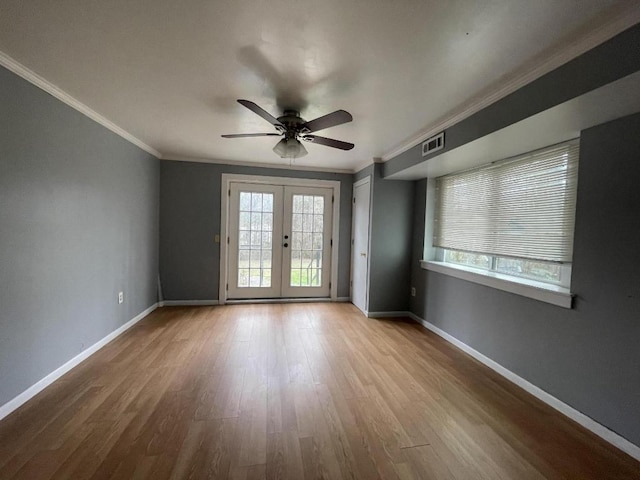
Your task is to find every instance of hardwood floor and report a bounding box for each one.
[0,303,638,479]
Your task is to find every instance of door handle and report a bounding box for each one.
[360,252,366,257]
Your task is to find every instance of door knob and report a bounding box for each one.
[284,243,289,248]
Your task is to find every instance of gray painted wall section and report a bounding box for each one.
[385,23,640,178]
[410,113,640,446]
[160,161,353,300]
[409,179,427,316]
[367,164,414,312]
[0,66,160,407]
[354,163,374,183]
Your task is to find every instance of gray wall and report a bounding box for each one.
[160,161,353,300]
[368,164,414,312]
[410,112,640,446]
[354,163,414,313]
[409,178,428,316]
[0,66,160,407]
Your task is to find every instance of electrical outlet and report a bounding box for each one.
[118,291,124,304]
[411,287,416,297]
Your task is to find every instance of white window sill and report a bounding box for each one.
[420,260,573,309]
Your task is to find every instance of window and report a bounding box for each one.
[426,140,579,302]
[439,249,570,287]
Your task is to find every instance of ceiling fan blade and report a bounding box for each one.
[221,133,281,138]
[303,135,354,150]
[237,99,284,128]
[302,110,352,133]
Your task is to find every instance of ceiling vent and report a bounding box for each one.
[422,132,444,157]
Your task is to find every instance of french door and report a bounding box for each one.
[227,182,333,299]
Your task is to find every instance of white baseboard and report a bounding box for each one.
[224,297,341,305]
[367,311,410,318]
[159,300,220,307]
[406,312,640,462]
[0,303,158,422]
[211,297,351,307]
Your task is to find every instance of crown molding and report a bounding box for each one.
[381,7,640,162]
[0,51,162,159]
[165,155,354,175]
[353,156,386,175]
[353,159,374,174]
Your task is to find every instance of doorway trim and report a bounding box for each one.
[351,176,372,314]
[220,173,340,304]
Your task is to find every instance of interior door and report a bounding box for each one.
[281,186,333,298]
[351,178,371,313]
[227,182,333,299]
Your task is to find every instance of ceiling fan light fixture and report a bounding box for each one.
[224,100,353,158]
[273,138,307,159]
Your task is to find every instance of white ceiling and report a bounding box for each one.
[0,0,637,172]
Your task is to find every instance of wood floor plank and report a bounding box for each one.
[265,431,304,480]
[314,383,379,480]
[49,415,137,480]
[0,303,638,480]
[396,444,458,480]
[194,367,246,421]
[168,418,237,479]
[299,434,345,480]
[266,376,298,435]
[230,463,267,480]
[235,369,269,467]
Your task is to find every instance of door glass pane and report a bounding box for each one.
[263,194,273,212]
[238,191,273,288]
[240,192,251,211]
[289,194,323,287]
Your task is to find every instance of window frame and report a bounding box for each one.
[421,142,577,309]
[435,247,572,289]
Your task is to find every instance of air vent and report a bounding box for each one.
[422,132,444,157]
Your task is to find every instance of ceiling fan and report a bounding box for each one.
[222,99,354,159]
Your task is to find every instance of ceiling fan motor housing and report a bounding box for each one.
[222,100,354,157]
[278,111,309,135]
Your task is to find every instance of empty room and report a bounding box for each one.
[1,1,640,479]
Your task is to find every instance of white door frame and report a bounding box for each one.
[351,176,372,313]
[220,173,340,304]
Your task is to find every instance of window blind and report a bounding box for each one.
[433,140,579,263]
